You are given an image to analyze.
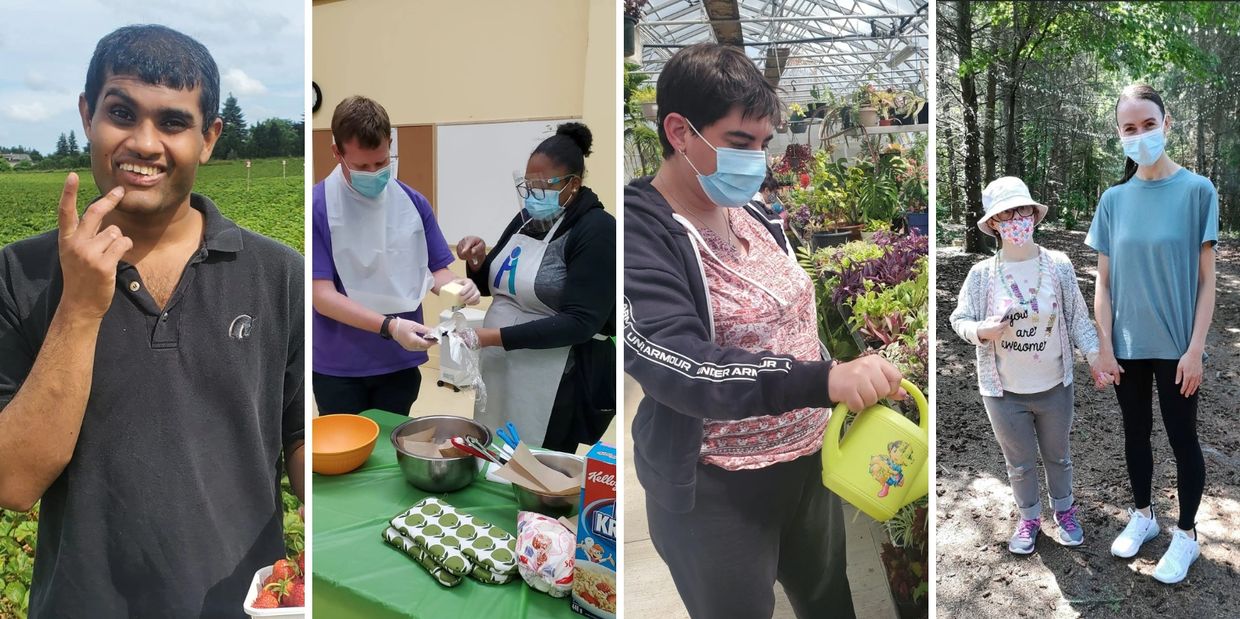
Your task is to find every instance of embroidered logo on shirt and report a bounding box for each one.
[229,315,253,340]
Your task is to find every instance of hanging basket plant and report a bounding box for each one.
[623,0,649,57]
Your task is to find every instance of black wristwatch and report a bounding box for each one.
[379,315,396,340]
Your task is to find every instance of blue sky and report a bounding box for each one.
[0,0,305,153]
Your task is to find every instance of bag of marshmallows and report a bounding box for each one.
[515,511,575,597]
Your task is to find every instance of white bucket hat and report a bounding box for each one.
[977,176,1049,237]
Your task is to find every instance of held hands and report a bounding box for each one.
[1093,350,1124,387]
[391,317,438,352]
[828,355,906,413]
[975,315,1006,342]
[1089,364,1114,390]
[57,174,132,321]
[456,236,486,272]
[1176,348,1204,397]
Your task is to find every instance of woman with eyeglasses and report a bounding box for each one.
[1086,84,1217,584]
[624,43,906,619]
[455,122,615,453]
[951,177,1105,557]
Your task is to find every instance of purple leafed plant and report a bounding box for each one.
[830,232,927,306]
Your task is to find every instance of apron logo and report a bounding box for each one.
[494,246,522,295]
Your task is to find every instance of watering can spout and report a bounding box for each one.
[820,379,929,522]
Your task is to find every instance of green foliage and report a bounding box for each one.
[0,159,305,252]
[0,506,37,616]
[847,261,930,339]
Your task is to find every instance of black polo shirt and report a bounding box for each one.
[0,194,304,618]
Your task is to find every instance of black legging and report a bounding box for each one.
[1114,358,1205,530]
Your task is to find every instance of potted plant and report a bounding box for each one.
[899,156,929,235]
[892,90,927,126]
[809,85,827,118]
[788,103,808,134]
[632,86,658,121]
[854,85,879,127]
[881,501,929,619]
[623,0,649,57]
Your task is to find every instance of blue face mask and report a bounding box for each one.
[683,120,767,208]
[524,190,563,220]
[345,163,391,199]
[1121,122,1166,167]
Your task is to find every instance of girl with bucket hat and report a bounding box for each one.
[950,176,1106,555]
[1086,84,1218,584]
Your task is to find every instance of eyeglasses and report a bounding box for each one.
[515,174,579,200]
[992,205,1036,221]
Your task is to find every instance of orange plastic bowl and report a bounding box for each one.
[313,414,380,475]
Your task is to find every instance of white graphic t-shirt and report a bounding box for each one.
[993,253,1063,394]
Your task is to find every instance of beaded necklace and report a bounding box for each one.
[994,247,1058,335]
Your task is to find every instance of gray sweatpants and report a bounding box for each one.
[981,382,1076,520]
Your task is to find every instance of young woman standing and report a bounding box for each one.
[1086,84,1218,585]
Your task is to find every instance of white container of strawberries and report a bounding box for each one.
[242,554,306,618]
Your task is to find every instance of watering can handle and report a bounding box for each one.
[824,379,928,455]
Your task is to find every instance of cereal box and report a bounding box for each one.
[571,442,617,618]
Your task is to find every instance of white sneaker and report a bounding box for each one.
[1153,529,1200,584]
[1111,508,1158,558]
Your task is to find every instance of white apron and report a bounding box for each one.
[475,215,573,446]
[325,165,433,314]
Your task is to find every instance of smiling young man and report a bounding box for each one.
[0,25,304,617]
[310,95,478,416]
[623,43,906,618]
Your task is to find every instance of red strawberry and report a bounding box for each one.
[271,558,297,581]
[252,589,280,609]
[282,580,305,608]
[264,579,292,605]
[296,552,305,576]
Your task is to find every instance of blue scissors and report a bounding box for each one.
[496,422,521,450]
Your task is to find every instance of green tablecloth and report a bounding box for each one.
[313,410,579,619]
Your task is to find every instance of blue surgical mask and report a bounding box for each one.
[524,190,563,220]
[1121,123,1166,167]
[345,163,391,199]
[683,120,767,208]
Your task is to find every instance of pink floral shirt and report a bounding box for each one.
[693,209,829,470]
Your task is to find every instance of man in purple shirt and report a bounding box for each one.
[312,96,479,414]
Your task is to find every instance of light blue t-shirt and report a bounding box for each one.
[1085,168,1218,360]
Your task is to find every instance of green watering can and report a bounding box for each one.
[821,379,929,522]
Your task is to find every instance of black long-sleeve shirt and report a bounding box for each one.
[467,186,615,350]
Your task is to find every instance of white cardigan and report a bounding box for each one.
[949,248,1101,397]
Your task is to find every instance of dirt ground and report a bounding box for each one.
[935,223,1240,618]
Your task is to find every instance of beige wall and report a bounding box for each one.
[312,0,613,211]
[581,0,617,212]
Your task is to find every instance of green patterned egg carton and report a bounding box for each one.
[389,497,519,585]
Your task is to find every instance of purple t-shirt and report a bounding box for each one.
[312,179,454,377]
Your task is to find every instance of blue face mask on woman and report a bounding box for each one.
[682,119,768,208]
[525,190,563,219]
[1121,122,1166,167]
[521,175,578,220]
[345,163,392,199]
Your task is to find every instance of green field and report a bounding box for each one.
[0,157,305,252]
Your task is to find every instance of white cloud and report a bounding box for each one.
[222,68,268,96]
[1,102,54,123]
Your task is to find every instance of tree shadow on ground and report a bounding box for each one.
[936,224,1240,618]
